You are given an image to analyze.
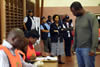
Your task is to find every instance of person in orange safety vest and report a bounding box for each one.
[17,50,26,61]
[25,29,40,61]
[0,28,37,67]
[0,46,22,67]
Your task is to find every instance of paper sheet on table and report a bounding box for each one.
[36,56,57,61]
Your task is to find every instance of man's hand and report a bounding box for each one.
[41,30,49,32]
[89,52,95,56]
[41,52,50,57]
[54,30,58,32]
[72,51,75,55]
[71,48,75,55]
[30,55,36,60]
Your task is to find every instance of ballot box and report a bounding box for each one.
[30,56,58,67]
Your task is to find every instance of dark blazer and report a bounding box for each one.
[63,22,73,40]
[50,22,63,43]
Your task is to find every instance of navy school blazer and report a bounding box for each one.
[50,22,63,43]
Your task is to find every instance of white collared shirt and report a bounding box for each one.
[23,16,37,30]
[0,40,37,67]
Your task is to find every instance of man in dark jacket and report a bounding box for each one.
[63,16,73,56]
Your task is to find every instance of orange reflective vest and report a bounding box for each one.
[0,45,22,67]
[17,50,25,60]
[26,45,36,60]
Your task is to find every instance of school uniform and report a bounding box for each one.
[23,16,37,31]
[63,21,73,56]
[50,22,64,56]
[46,20,52,25]
[40,23,51,53]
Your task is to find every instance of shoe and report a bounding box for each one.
[66,55,71,57]
[66,54,71,56]
[50,55,54,57]
[58,61,65,64]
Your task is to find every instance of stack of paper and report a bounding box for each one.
[35,56,58,61]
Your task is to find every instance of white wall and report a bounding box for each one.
[30,0,35,3]
[40,0,100,7]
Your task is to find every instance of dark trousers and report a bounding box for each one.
[43,37,51,53]
[64,38,71,56]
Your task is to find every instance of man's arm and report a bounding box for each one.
[23,17,28,31]
[21,57,37,67]
[41,30,49,32]
[72,34,76,51]
[0,50,10,67]
[40,25,49,32]
[89,14,99,54]
[23,23,27,31]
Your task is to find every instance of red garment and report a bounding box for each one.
[36,51,41,56]
[99,28,100,37]
[28,42,41,56]
[29,42,33,49]
[27,42,41,60]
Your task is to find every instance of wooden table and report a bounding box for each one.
[43,61,57,67]
[30,57,58,67]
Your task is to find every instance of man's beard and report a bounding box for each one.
[76,13,83,17]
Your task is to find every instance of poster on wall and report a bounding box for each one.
[34,17,40,45]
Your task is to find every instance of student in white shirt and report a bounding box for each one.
[23,10,36,31]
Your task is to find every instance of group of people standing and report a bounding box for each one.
[23,9,74,64]
[0,1,99,67]
[40,14,73,64]
[40,1,99,66]
[22,1,99,66]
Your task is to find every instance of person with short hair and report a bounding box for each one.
[40,16,51,53]
[24,29,40,61]
[46,15,52,25]
[0,28,37,67]
[70,1,98,67]
[23,10,37,31]
[63,16,73,56]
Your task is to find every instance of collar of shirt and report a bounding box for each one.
[2,40,13,50]
[29,41,34,49]
[45,23,48,25]
[29,16,34,20]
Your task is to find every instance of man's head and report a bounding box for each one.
[48,16,52,21]
[70,1,84,17]
[64,16,70,22]
[25,29,39,44]
[41,16,46,23]
[7,28,25,49]
[28,10,33,16]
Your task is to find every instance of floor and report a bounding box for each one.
[58,55,100,67]
[37,42,100,67]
